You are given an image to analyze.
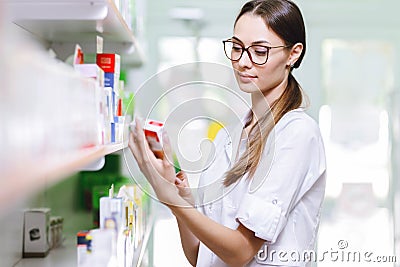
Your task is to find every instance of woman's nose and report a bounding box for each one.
[238,50,253,68]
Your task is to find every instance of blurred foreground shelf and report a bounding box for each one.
[0,141,128,214]
[5,0,144,66]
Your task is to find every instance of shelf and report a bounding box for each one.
[6,0,144,65]
[14,213,154,267]
[15,234,78,267]
[0,141,128,214]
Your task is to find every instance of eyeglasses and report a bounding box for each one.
[222,39,290,65]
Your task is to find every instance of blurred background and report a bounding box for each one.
[1,0,399,266]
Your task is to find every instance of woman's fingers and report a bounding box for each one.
[175,171,190,188]
[129,126,147,166]
[129,117,154,173]
[128,131,139,159]
[162,131,176,175]
[175,171,194,207]
[134,117,146,154]
[134,117,156,164]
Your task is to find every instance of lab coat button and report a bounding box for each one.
[272,199,278,205]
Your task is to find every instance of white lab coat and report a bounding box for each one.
[195,108,327,267]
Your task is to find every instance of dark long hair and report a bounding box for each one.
[224,0,307,186]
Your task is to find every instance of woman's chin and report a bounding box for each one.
[238,83,260,94]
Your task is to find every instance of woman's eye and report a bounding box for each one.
[254,50,267,56]
[232,46,242,52]
[251,46,268,56]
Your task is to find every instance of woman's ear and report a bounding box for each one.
[287,43,303,67]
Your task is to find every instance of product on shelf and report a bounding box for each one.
[73,44,84,65]
[77,230,91,266]
[89,228,118,267]
[100,184,124,233]
[50,216,64,249]
[23,208,65,258]
[73,48,129,145]
[23,208,51,258]
[78,182,151,267]
[96,53,125,143]
[74,63,107,145]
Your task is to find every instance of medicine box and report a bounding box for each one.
[96,54,121,74]
[144,120,164,159]
[77,230,91,266]
[23,208,51,258]
[99,197,123,232]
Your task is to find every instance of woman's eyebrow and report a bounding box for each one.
[231,36,243,43]
[231,36,271,45]
[252,40,272,45]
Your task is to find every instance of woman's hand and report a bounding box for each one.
[128,117,184,206]
[175,171,195,207]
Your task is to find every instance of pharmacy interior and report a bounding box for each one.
[1,0,400,266]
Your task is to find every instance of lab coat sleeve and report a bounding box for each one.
[235,117,322,244]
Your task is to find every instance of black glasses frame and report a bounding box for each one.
[222,39,291,65]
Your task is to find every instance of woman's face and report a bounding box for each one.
[232,13,291,98]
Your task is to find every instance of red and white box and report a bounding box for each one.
[144,120,164,159]
[131,119,164,159]
[96,53,120,74]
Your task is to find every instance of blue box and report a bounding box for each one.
[104,72,116,89]
[111,122,115,143]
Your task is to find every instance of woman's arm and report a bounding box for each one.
[175,172,200,266]
[169,205,265,267]
[176,217,200,266]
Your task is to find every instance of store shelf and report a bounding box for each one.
[6,0,144,65]
[0,141,128,214]
[14,213,154,267]
[14,234,78,267]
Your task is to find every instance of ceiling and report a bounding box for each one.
[144,0,400,39]
[145,0,245,38]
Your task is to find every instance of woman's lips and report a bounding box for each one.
[237,72,257,83]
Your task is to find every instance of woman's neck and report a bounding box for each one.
[250,88,283,122]
[250,72,289,119]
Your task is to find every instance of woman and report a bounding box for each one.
[129,0,326,266]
